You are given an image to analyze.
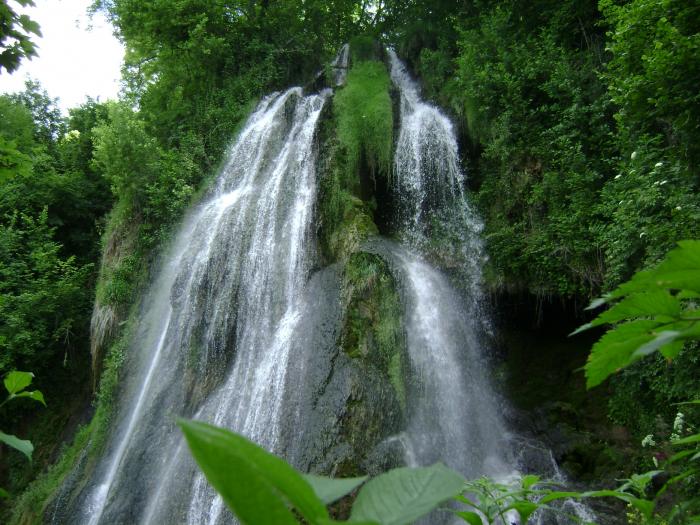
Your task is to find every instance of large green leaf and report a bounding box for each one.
[303,473,367,505]
[614,241,700,297]
[179,419,328,525]
[575,241,700,388]
[588,290,680,330]
[585,320,659,388]
[349,464,465,525]
[4,371,34,395]
[0,430,33,461]
[14,390,46,406]
[454,510,483,525]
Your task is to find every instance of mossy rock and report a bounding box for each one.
[340,252,408,411]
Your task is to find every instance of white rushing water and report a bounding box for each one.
[387,48,509,478]
[387,49,595,524]
[383,52,519,524]
[72,87,329,525]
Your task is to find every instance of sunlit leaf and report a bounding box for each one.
[179,419,327,525]
[14,390,46,406]
[4,371,34,395]
[303,473,367,505]
[0,430,33,461]
[350,464,465,525]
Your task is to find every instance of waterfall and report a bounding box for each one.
[68,87,329,525]
[385,47,514,481]
[386,49,595,524]
[54,45,595,525]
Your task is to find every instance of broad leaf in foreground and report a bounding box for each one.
[4,371,34,395]
[0,430,33,460]
[350,463,465,525]
[179,419,328,525]
[574,241,700,388]
[303,473,368,505]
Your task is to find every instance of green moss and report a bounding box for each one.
[387,352,406,411]
[317,130,378,263]
[340,252,407,408]
[334,61,393,185]
[316,57,393,264]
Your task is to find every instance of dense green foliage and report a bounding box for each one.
[574,241,700,523]
[0,82,112,509]
[386,0,699,298]
[0,83,111,378]
[0,372,45,465]
[1,0,699,523]
[0,0,40,73]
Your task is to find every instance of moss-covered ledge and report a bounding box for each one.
[340,251,408,411]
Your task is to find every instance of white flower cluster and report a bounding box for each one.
[670,412,686,441]
[641,434,656,448]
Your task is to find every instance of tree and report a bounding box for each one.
[0,0,40,74]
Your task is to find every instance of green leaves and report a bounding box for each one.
[574,241,700,387]
[4,370,34,395]
[0,370,45,463]
[2,370,46,406]
[302,473,367,505]
[454,511,482,525]
[13,389,46,405]
[0,430,34,461]
[179,419,327,525]
[181,420,471,525]
[349,464,465,525]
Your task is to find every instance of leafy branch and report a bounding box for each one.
[573,240,700,388]
[0,370,45,498]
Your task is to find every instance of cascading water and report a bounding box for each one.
[386,49,595,524]
[63,87,329,525]
[384,45,515,486]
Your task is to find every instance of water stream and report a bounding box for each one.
[386,49,595,524]
[67,87,329,525]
